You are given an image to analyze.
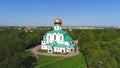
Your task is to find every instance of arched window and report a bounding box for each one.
[59,27,60,30]
[54,35,56,40]
[60,36,62,41]
[48,36,50,40]
[56,26,57,29]
[44,36,46,40]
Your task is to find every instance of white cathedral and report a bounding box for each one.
[41,18,75,53]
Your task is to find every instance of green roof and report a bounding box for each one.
[47,43,55,47]
[64,35,72,42]
[47,42,69,48]
[48,30,66,34]
[54,44,69,48]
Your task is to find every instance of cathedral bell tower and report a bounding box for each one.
[54,18,62,30]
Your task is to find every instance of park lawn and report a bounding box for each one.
[38,49,48,53]
[34,55,63,68]
[34,53,86,68]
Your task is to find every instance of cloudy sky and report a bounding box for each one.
[0,0,120,26]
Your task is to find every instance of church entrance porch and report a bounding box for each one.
[48,46,53,53]
[62,49,64,53]
[71,49,73,51]
[70,48,74,53]
[48,48,53,53]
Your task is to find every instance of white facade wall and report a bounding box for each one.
[66,48,70,52]
[45,35,47,41]
[60,48,66,53]
[49,34,54,41]
[59,34,63,42]
[57,41,64,44]
[55,34,63,42]
[42,33,71,47]
[54,47,66,53]
[41,41,46,45]
[45,33,64,43]
[64,42,70,46]
[41,45,48,50]
[54,26,62,30]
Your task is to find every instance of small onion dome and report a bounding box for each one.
[54,18,62,25]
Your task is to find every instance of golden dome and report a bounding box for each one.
[54,18,62,25]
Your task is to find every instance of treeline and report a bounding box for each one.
[68,29,120,68]
[0,28,49,68]
[1,27,120,68]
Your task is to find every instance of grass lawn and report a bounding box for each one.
[34,53,86,68]
[34,55,63,68]
[38,49,48,52]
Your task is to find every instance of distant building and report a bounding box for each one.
[24,27,33,32]
[41,18,75,53]
[114,26,120,29]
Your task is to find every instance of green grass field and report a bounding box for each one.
[34,53,86,68]
[38,49,48,53]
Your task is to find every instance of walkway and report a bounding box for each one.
[29,45,80,59]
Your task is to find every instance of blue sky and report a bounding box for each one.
[0,0,120,26]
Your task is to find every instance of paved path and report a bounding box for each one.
[29,45,80,59]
